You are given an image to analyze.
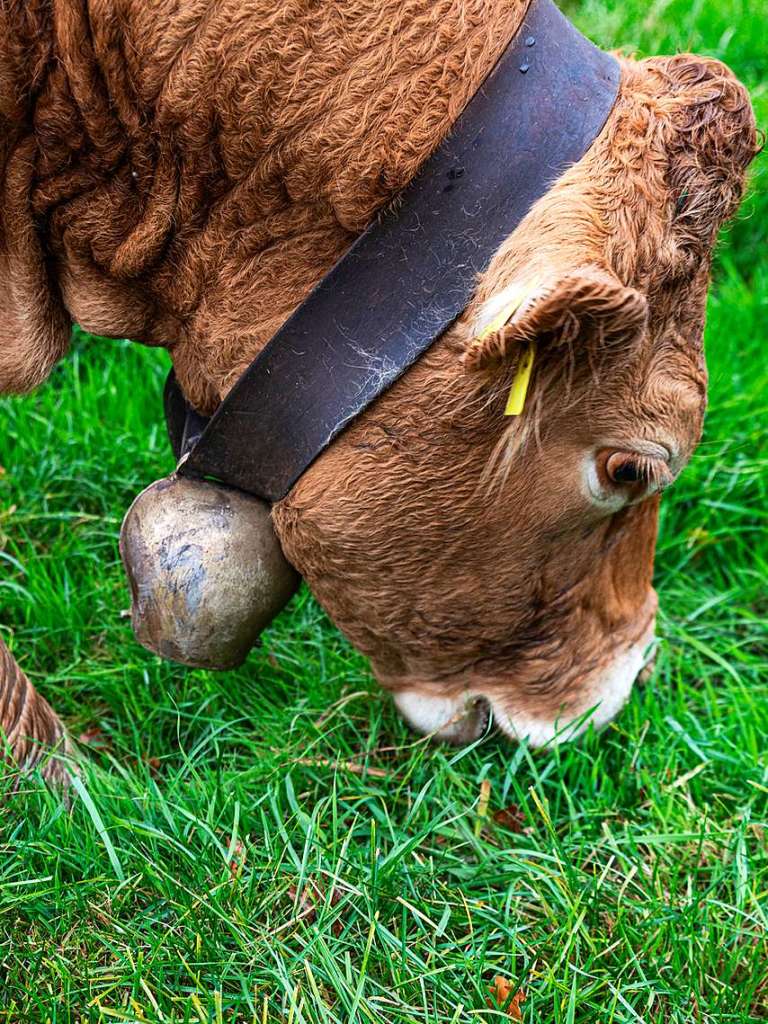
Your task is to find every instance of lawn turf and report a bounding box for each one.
[1,0,767,1020]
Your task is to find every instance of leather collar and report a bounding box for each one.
[166,0,620,502]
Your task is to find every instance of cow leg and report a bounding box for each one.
[0,637,71,787]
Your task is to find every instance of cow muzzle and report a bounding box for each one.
[119,474,299,669]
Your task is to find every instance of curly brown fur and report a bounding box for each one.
[0,0,528,408]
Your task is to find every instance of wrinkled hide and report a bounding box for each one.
[0,1,758,764]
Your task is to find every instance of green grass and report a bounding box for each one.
[1,1,767,1020]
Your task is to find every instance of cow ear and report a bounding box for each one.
[463,267,648,372]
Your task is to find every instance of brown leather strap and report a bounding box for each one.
[173,0,620,501]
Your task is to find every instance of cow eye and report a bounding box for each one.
[605,452,643,484]
[586,447,677,509]
[598,450,673,494]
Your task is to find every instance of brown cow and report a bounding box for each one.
[0,0,758,777]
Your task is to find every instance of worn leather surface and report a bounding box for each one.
[173,0,620,501]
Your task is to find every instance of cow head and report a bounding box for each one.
[273,54,758,745]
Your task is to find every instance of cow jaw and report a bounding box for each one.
[391,617,656,747]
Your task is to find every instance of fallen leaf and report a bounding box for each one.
[487,976,525,1020]
[287,879,345,935]
[493,804,524,833]
[475,778,492,837]
[77,728,110,749]
[229,840,246,880]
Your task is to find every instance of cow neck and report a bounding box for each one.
[168,0,621,502]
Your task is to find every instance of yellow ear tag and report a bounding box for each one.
[474,289,536,417]
[503,341,536,416]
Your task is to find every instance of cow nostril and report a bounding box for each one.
[471,695,492,734]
